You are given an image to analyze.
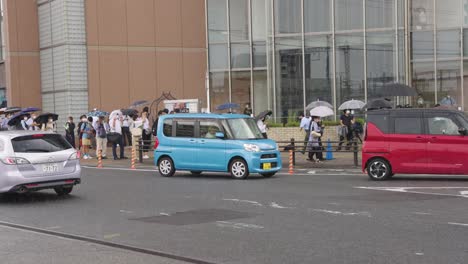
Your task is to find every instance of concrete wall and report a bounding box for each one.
[85,0,207,112]
[268,126,340,143]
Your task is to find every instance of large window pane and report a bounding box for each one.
[366,0,394,29]
[252,0,267,41]
[304,35,333,105]
[335,0,363,31]
[436,0,461,28]
[336,34,365,106]
[275,37,303,124]
[411,31,434,60]
[253,70,269,115]
[231,43,251,69]
[274,0,301,34]
[253,42,267,68]
[231,71,251,112]
[411,0,434,31]
[398,30,406,82]
[367,32,396,99]
[398,0,405,28]
[437,30,461,59]
[437,61,461,107]
[465,0,468,26]
[304,0,331,33]
[463,60,468,110]
[464,29,468,56]
[208,0,227,43]
[210,72,230,112]
[412,61,435,107]
[230,0,249,41]
[209,44,228,70]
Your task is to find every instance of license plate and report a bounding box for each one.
[42,164,59,173]
[263,163,271,170]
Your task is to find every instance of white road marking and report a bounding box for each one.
[412,212,432,215]
[459,191,468,197]
[82,166,157,172]
[223,199,263,206]
[159,213,170,216]
[311,209,372,217]
[119,210,134,214]
[415,252,424,256]
[216,221,264,230]
[103,233,121,239]
[270,202,295,209]
[448,222,468,227]
[356,186,468,198]
[307,171,316,174]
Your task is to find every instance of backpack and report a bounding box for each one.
[353,122,363,134]
[97,123,107,138]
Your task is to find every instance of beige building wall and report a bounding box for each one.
[3,0,42,108]
[86,0,207,111]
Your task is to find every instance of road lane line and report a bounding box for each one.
[0,220,216,264]
[216,221,264,230]
[270,202,295,209]
[448,222,468,227]
[103,233,121,239]
[310,209,372,217]
[222,199,263,206]
[356,186,468,198]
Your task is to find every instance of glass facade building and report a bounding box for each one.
[206,0,468,121]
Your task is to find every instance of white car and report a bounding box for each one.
[0,131,81,195]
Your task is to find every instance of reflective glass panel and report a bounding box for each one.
[411,0,434,31]
[398,0,405,28]
[335,0,363,31]
[274,0,301,34]
[210,71,230,111]
[231,71,251,112]
[208,0,227,42]
[231,43,251,69]
[366,0,394,29]
[335,34,365,106]
[464,29,468,56]
[412,61,435,107]
[230,0,249,41]
[437,61,461,107]
[304,35,333,105]
[411,31,434,60]
[463,60,468,110]
[398,30,406,83]
[436,0,461,28]
[209,44,229,70]
[464,0,468,26]
[275,37,303,124]
[252,0,267,41]
[367,32,396,99]
[304,0,332,33]
[253,70,269,115]
[437,30,461,59]
[253,42,267,68]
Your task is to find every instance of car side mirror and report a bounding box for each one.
[458,128,467,136]
[215,132,225,139]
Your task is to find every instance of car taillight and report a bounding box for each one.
[153,137,159,149]
[32,134,44,138]
[68,151,79,160]
[1,157,30,165]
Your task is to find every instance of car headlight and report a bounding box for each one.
[243,144,260,152]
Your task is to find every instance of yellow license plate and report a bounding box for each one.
[263,163,271,170]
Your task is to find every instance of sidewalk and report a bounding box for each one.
[80,146,362,170]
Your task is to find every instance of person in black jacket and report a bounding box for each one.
[65,116,76,148]
[152,108,169,136]
[77,115,87,150]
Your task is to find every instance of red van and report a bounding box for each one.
[362,109,468,180]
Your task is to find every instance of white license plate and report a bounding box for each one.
[42,164,59,173]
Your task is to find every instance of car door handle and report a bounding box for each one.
[199,140,206,144]
[189,139,196,144]
[415,136,424,142]
[430,137,437,142]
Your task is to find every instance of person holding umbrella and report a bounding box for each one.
[337,110,354,151]
[41,115,57,132]
[307,116,323,163]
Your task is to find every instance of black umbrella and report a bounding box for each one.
[362,99,393,111]
[255,110,273,121]
[35,113,58,124]
[375,83,418,97]
[130,100,149,109]
[7,112,30,126]
[121,108,139,116]
[4,107,22,114]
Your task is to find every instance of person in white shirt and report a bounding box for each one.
[257,117,268,139]
[110,113,127,160]
[139,111,151,159]
[299,113,312,154]
[122,115,132,147]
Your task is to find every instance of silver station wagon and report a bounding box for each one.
[0,131,81,195]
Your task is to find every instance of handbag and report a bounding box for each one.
[311,131,321,138]
[107,132,121,143]
[130,127,142,137]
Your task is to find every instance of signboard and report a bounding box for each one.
[164,99,200,113]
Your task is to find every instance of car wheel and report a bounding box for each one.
[190,171,202,175]
[158,157,175,177]
[367,158,392,181]
[261,172,276,178]
[230,159,249,179]
[54,186,73,196]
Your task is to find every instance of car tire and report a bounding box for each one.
[190,171,202,175]
[230,159,249,179]
[261,172,276,178]
[158,157,175,177]
[54,186,73,196]
[367,158,392,181]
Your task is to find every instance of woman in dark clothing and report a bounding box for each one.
[77,115,87,150]
[65,116,76,148]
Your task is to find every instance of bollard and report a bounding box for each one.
[326,139,333,160]
[289,149,294,175]
[138,139,143,163]
[290,138,296,165]
[97,149,103,168]
[353,139,359,166]
[131,147,136,169]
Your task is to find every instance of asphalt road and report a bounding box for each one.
[1,167,468,264]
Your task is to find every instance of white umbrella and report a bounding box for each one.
[310,106,334,117]
[109,109,123,120]
[305,100,333,111]
[338,99,365,110]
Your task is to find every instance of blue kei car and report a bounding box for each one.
[154,113,282,179]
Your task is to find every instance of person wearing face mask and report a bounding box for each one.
[110,113,127,160]
[77,115,87,151]
[65,116,76,148]
[0,113,10,131]
[41,115,56,132]
[337,109,354,151]
[21,115,30,130]
[26,114,37,130]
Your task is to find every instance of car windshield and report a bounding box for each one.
[227,118,264,140]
